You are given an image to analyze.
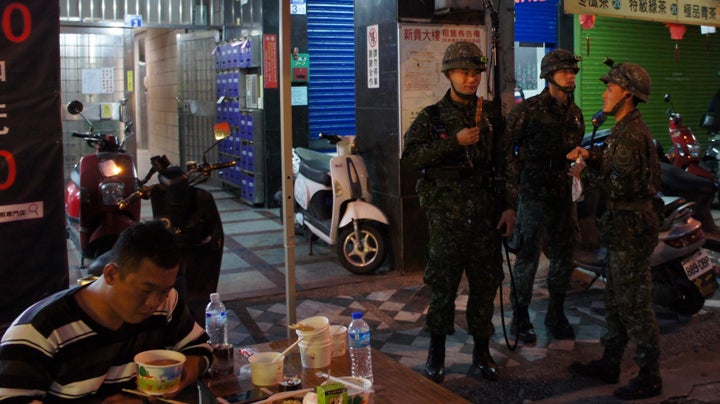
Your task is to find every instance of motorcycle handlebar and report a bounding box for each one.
[198,160,236,174]
[118,185,153,210]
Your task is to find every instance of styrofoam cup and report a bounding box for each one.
[329,325,347,357]
[298,338,332,368]
[294,316,330,343]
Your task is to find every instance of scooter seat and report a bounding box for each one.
[299,162,332,186]
[295,148,332,186]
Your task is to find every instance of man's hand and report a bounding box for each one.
[163,355,206,399]
[497,209,516,238]
[566,146,589,161]
[457,127,480,146]
[568,158,586,178]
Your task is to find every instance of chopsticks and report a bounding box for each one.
[122,388,189,404]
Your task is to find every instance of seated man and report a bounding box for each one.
[0,221,213,402]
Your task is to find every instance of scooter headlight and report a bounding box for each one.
[98,159,123,177]
[688,144,702,158]
[100,182,125,206]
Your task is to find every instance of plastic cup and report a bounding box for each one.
[298,338,332,368]
[211,343,234,377]
[329,325,347,357]
[134,350,186,395]
[248,352,284,386]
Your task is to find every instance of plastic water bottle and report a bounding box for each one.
[205,293,228,346]
[348,311,373,382]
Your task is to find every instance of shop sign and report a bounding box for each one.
[565,0,719,27]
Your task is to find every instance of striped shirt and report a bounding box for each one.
[0,285,212,402]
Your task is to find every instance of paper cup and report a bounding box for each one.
[294,316,330,343]
[298,338,332,368]
[134,350,186,395]
[249,352,284,386]
[329,325,347,357]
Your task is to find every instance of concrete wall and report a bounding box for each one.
[145,29,182,165]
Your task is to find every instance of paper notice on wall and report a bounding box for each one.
[82,68,114,94]
[367,25,379,89]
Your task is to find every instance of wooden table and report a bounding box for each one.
[204,339,470,403]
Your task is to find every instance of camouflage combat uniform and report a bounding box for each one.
[402,89,508,339]
[505,88,584,312]
[582,108,661,377]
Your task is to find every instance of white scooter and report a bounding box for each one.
[292,133,389,274]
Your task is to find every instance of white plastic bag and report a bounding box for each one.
[571,158,584,202]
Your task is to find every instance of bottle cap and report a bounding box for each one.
[210,292,220,300]
[351,312,362,320]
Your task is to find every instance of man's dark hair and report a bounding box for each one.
[110,221,180,278]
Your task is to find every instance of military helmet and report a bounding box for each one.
[441,41,487,72]
[600,62,651,103]
[540,49,580,79]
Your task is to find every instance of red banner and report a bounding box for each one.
[263,34,278,89]
[0,0,67,330]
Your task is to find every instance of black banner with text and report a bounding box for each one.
[0,1,67,329]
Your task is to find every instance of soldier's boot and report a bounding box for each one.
[510,307,537,344]
[569,351,621,384]
[613,369,662,400]
[422,334,446,383]
[467,336,499,381]
[544,293,575,339]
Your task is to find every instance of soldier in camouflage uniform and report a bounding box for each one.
[402,41,515,384]
[505,49,584,342]
[567,61,663,400]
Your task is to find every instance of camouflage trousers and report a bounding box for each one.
[422,187,503,338]
[601,210,660,377]
[511,196,576,310]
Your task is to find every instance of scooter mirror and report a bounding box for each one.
[213,122,231,141]
[67,100,84,115]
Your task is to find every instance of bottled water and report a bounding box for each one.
[205,292,228,346]
[347,311,373,382]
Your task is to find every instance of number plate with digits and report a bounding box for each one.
[682,249,714,281]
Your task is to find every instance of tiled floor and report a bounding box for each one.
[67,185,720,386]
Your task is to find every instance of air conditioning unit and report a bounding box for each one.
[435,0,484,13]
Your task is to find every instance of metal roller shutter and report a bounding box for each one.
[515,0,559,45]
[575,16,719,149]
[307,0,357,139]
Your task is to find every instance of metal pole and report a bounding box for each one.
[279,0,297,339]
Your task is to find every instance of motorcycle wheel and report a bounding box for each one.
[337,222,386,275]
[652,262,705,316]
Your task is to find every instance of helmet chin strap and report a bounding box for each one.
[450,83,477,102]
[607,96,629,116]
[547,76,575,94]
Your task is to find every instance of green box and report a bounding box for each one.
[316,382,348,404]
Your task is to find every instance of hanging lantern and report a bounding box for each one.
[666,23,686,40]
[580,14,596,30]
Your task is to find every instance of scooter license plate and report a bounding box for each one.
[681,249,714,281]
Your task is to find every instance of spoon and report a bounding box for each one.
[272,337,302,362]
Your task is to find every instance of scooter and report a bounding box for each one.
[574,125,718,316]
[664,94,715,180]
[64,100,141,267]
[292,133,389,274]
[699,107,720,183]
[89,122,235,322]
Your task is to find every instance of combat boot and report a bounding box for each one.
[544,293,575,339]
[510,307,537,343]
[467,336,499,381]
[613,372,662,400]
[422,334,446,383]
[569,358,620,384]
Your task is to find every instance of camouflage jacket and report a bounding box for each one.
[582,108,661,204]
[505,88,584,205]
[401,90,508,207]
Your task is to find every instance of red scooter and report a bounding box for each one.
[65,100,141,267]
[664,94,715,180]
